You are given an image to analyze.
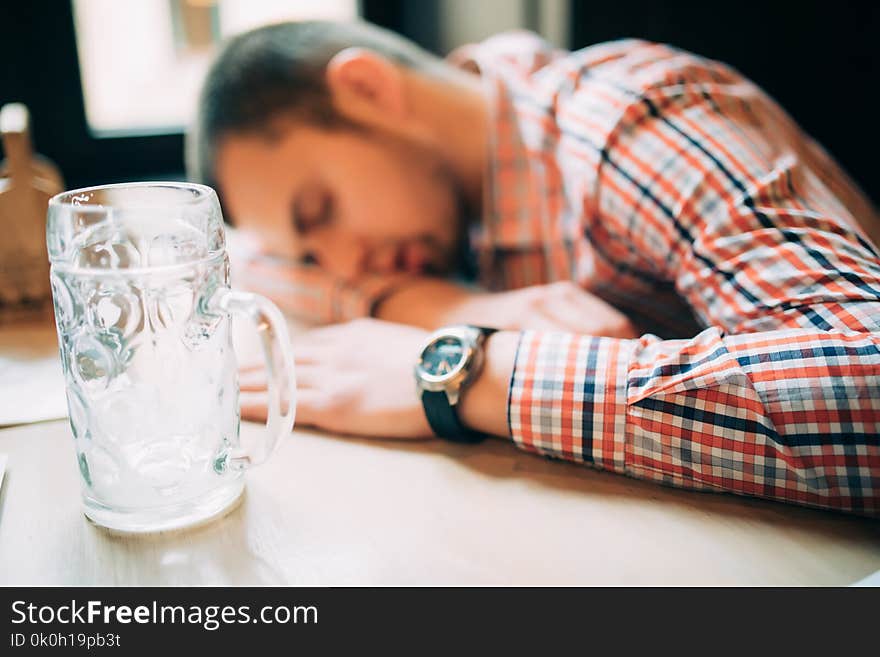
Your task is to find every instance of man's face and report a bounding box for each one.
[215,122,463,280]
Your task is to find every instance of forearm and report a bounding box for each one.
[374,277,487,329]
[500,326,880,516]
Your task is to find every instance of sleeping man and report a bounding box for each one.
[189,20,880,516]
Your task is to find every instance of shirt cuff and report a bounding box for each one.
[508,330,634,474]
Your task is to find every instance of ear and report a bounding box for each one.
[325,47,407,122]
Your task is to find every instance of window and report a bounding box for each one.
[73,0,358,136]
[1,0,435,188]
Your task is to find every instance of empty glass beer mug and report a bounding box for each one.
[47,182,295,532]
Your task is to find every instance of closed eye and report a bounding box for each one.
[291,186,333,236]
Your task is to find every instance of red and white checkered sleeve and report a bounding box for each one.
[504,47,880,516]
[509,331,632,474]
[509,327,880,516]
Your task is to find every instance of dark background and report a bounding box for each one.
[2,586,874,653]
[569,0,879,203]
[1,0,877,202]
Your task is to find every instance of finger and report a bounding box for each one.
[293,363,322,390]
[293,346,331,365]
[540,290,635,336]
[536,295,589,332]
[539,286,603,328]
[562,291,638,337]
[240,363,323,396]
[241,343,326,378]
[241,406,267,423]
[527,313,573,332]
[297,318,378,346]
[293,388,327,429]
[239,368,268,391]
[297,324,345,347]
[239,390,268,422]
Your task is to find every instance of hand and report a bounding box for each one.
[379,279,640,337]
[464,281,640,336]
[240,318,434,439]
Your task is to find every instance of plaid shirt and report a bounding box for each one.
[458,33,880,516]
[239,33,880,516]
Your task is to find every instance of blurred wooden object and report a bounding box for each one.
[175,0,218,51]
[0,103,64,322]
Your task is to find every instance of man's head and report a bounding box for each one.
[189,20,487,279]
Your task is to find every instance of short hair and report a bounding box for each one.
[187,20,439,196]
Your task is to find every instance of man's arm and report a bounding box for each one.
[231,250,410,325]
[272,306,879,516]
[374,277,638,336]
[234,249,639,336]
[457,56,880,516]
[468,325,880,516]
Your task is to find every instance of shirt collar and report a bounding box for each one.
[447,34,561,285]
[448,44,536,286]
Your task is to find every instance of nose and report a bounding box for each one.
[367,241,400,274]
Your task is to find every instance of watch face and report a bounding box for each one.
[420,336,466,377]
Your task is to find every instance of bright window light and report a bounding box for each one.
[73,0,359,135]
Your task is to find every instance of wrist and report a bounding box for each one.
[457,330,519,438]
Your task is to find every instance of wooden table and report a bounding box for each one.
[0,419,878,585]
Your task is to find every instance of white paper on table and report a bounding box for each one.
[852,569,880,586]
[0,323,68,426]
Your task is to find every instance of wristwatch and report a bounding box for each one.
[414,325,497,443]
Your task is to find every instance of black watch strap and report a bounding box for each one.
[420,326,496,444]
[422,390,485,444]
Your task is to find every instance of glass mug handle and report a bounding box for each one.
[208,288,296,469]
